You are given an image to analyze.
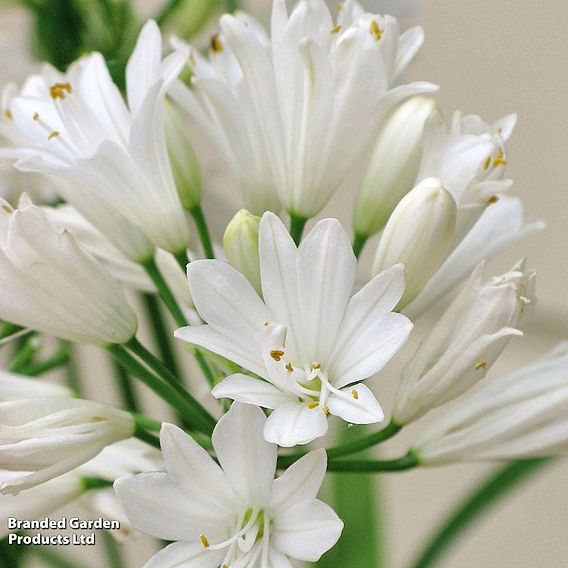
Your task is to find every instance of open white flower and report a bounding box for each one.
[0,20,190,259]
[115,403,343,567]
[0,396,135,495]
[414,343,568,464]
[0,195,137,345]
[170,0,436,218]
[393,260,535,424]
[176,212,413,446]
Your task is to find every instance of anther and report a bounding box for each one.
[351,389,359,400]
[486,195,499,205]
[323,406,330,415]
[270,350,284,362]
[483,156,491,170]
[285,362,294,373]
[338,2,343,11]
[50,82,72,101]
[33,112,39,121]
[211,34,223,53]
[493,146,508,167]
[2,204,13,213]
[189,52,197,67]
[308,402,319,409]
[475,361,487,370]
[331,25,342,34]
[200,533,210,549]
[3,109,12,120]
[371,20,383,41]
[264,321,270,327]
[48,131,60,140]
[311,362,321,370]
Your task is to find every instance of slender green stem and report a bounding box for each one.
[80,477,114,491]
[0,537,24,567]
[62,341,83,395]
[409,458,552,568]
[111,357,139,413]
[277,421,401,468]
[352,233,369,259]
[18,350,70,376]
[0,323,22,341]
[134,422,161,450]
[134,413,162,432]
[102,530,125,568]
[190,204,215,259]
[155,0,183,25]
[289,214,308,245]
[108,344,213,434]
[8,334,40,373]
[225,0,240,12]
[142,256,187,327]
[326,452,418,473]
[33,546,90,568]
[194,348,217,386]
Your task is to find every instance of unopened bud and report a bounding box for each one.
[372,177,456,307]
[354,97,440,238]
[223,209,261,295]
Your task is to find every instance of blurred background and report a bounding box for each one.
[0,0,567,567]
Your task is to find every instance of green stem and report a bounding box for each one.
[108,344,213,434]
[8,334,40,373]
[190,204,215,259]
[0,323,23,341]
[155,0,183,25]
[134,422,161,450]
[289,214,308,245]
[194,348,217,386]
[62,341,83,395]
[142,256,187,327]
[278,421,401,468]
[102,530,125,568]
[80,477,114,491]
[18,350,70,376]
[111,357,139,413]
[409,458,552,568]
[0,536,24,567]
[352,233,369,259]
[326,452,418,473]
[33,546,90,568]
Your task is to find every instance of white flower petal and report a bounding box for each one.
[326,384,384,424]
[263,402,329,447]
[272,499,343,562]
[212,373,294,409]
[144,541,225,568]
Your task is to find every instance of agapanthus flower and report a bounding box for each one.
[115,403,343,567]
[176,212,413,446]
[0,20,190,259]
[170,0,436,218]
[0,195,137,345]
[393,260,535,424]
[414,343,568,464]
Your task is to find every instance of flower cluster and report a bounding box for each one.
[0,1,563,566]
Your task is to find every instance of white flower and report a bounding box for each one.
[115,403,343,567]
[0,195,137,345]
[354,96,440,237]
[170,0,436,218]
[0,20,190,259]
[372,177,457,306]
[414,343,568,464]
[223,209,262,295]
[0,396,135,495]
[0,368,71,400]
[393,260,535,424]
[176,212,413,446]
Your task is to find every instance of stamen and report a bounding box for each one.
[3,109,13,120]
[486,195,499,205]
[33,112,39,121]
[285,362,294,373]
[338,2,343,11]
[200,534,210,548]
[207,509,260,552]
[270,350,284,362]
[496,127,503,134]
[2,204,13,213]
[308,401,319,410]
[50,82,72,101]
[323,406,330,415]
[493,146,508,167]
[48,131,60,140]
[370,20,383,41]
[351,389,359,400]
[263,321,270,327]
[483,156,491,170]
[475,361,487,370]
[189,52,197,67]
[331,25,342,34]
[311,362,321,370]
[211,34,224,53]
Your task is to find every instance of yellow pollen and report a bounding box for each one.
[199,533,210,548]
[486,195,499,205]
[2,204,13,213]
[308,401,319,409]
[3,109,13,120]
[270,349,284,362]
[493,146,508,167]
[222,565,228,568]
[323,406,330,415]
[311,362,321,370]
[475,361,487,370]
[285,362,294,373]
[264,321,270,327]
[50,82,72,100]
[331,25,342,34]
[338,2,343,11]
[483,156,491,170]
[211,34,223,53]
[33,112,39,121]
[496,127,503,134]
[351,389,359,400]
[48,131,60,140]
[371,20,383,41]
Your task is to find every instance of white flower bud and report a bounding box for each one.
[0,195,138,346]
[393,260,535,425]
[223,209,262,294]
[0,396,135,494]
[354,96,440,237]
[165,102,202,211]
[414,343,568,464]
[372,177,457,307]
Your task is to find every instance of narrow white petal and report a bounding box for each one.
[212,374,294,409]
[144,541,225,568]
[263,402,329,447]
[326,384,384,424]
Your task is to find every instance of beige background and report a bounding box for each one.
[1,0,568,567]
